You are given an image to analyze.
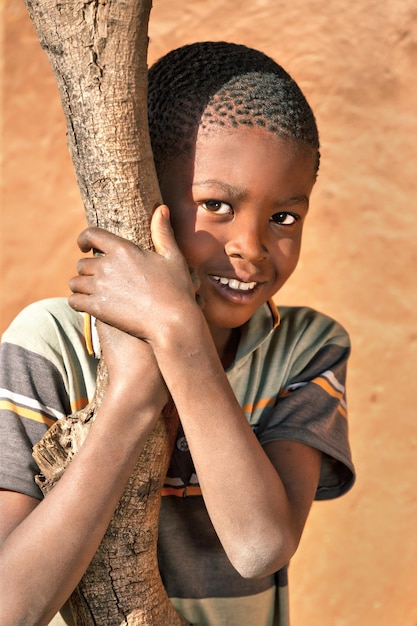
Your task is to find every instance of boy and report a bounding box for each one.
[0,42,354,625]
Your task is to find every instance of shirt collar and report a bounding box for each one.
[84,299,280,364]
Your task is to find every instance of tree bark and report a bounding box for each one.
[24,1,189,624]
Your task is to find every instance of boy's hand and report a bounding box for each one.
[68,205,199,343]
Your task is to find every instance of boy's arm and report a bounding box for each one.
[0,325,167,625]
[68,209,322,579]
[151,311,321,578]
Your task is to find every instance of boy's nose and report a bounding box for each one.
[224,219,268,263]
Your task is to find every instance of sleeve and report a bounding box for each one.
[256,310,355,500]
[0,298,96,499]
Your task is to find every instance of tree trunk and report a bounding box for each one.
[24,1,189,624]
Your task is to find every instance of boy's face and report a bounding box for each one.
[159,125,317,336]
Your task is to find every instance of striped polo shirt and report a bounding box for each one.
[0,298,354,625]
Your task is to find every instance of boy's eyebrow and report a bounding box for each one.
[193,179,243,197]
[193,179,309,208]
[276,194,310,208]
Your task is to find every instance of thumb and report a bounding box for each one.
[151,204,178,257]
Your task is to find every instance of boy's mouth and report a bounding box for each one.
[211,275,258,292]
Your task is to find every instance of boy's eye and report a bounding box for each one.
[200,200,232,215]
[271,212,298,226]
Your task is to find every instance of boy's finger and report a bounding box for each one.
[68,292,91,313]
[151,205,179,257]
[76,257,99,276]
[77,227,114,254]
[68,274,93,295]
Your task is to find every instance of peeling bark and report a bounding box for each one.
[24,1,190,624]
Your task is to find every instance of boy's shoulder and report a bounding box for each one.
[277,304,349,340]
[3,297,81,330]
[261,303,351,364]
[239,302,350,372]
[2,297,85,353]
[253,301,350,347]
[270,304,351,375]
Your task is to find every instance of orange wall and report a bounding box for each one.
[2,1,417,624]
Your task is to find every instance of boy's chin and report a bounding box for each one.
[204,308,255,333]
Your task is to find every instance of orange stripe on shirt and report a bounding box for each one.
[70,397,89,412]
[0,400,56,427]
[338,403,348,419]
[83,313,95,356]
[312,377,344,401]
[312,378,348,419]
[241,397,276,415]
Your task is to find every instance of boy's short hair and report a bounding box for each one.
[148,41,320,175]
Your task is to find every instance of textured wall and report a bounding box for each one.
[2,1,417,624]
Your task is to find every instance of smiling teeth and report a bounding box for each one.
[212,276,257,291]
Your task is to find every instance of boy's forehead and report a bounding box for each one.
[193,125,317,187]
[159,124,317,191]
